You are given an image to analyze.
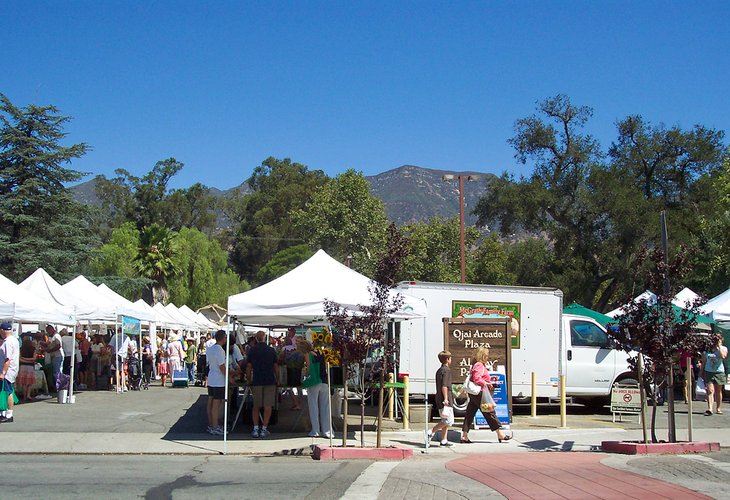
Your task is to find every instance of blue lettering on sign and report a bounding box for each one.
[474,372,510,428]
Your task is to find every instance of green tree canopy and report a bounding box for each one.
[399,217,479,282]
[0,93,98,281]
[293,169,389,276]
[226,156,328,284]
[168,227,248,309]
[257,244,313,284]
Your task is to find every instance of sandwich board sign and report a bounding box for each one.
[443,317,512,428]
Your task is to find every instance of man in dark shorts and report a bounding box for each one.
[205,330,227,435]
[426,350,454,447]
[246,331,279,438]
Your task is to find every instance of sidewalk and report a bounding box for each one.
[4,386,730,498]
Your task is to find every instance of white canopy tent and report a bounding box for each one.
[227,249,427,324]
[196,311,219,330]
[19,268,99,322]
[224,249,428,454]
[701,288,730,324]
[164,303,198,331]
[152,303,187,330]
[672,287,700,308]
[96,284,157,322]
[0,272,74,324]
[606,290,658,318]
[179,304,214,331]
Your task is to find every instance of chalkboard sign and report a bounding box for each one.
[443,317,512,423]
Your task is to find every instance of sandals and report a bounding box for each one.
[716,409,723,415]
[498,430,514,443]
[460,438,473,444]
[704,410,713,416]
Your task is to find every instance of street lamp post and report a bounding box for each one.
[442,174,480,284]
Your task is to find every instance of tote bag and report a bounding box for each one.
[463,373,481,395]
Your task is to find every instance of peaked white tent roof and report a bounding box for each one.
[134,299,175,328]
[96,283,156,322]
[671,287,700,308]
[606,290,657,318]
[0,272,74,324]
[196,311,219,329]
[227,249,427,325]
[164,303,198,330]
[701,287,730,323]
[152,303,186,329]
[63,275,142,321]
[19,268,100,320]
[179,304,215,330]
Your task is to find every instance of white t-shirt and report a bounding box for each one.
[49,333,64,358]
[205,338,216,350]
[0,334,20,383]
[206,343,226,388]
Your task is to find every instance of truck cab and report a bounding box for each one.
[563,314,633,407]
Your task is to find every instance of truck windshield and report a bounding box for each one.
[570,320,610,348]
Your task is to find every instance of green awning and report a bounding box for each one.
[563,303,614,327]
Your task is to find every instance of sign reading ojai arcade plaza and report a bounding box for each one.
[443,316,513,425]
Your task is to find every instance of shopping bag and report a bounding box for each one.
[463,373,481,395]
[440,405,455,426]
[0,379,19,411]
[695,378,707,401]
[480,387,496,413]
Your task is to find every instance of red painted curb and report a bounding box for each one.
[601,440,721,455]
[313,445,414,461]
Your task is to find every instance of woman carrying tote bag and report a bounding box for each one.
[461,346,512,444]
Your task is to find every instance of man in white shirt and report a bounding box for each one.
[108,331,130,392]
[205,330,227,435]
[44,325,64,382]
[0,322,20,423]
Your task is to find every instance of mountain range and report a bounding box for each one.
[70,165,495,227]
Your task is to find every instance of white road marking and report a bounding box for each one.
[342,461,399,500]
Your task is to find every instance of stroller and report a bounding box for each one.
[127,355,143,391]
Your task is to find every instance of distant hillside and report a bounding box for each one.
[366,165,493,226]
[70,165,494,228]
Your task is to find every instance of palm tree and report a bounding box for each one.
[135,224,179,305]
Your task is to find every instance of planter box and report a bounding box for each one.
[601,440,721,455]
[313,444,413,461]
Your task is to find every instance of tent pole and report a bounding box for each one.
[223,316,231,455]
[68,312,77,403]
[423,313,428,452]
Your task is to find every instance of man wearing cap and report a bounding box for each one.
[0,322,19,423]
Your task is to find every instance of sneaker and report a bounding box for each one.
[259,428,270,438]
[308,431,320,438]
[211,426,225,435]
[323,431,333,439]
[0,416,13,423]
[206,426,215,434]
[440,441,453,447]
[251,428,260,438]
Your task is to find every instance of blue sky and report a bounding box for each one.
[3,2,728,190]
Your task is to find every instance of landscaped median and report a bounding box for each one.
[313,444,414,461]
[601,440,721,455]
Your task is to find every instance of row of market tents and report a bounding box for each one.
[0,268,219,333]
[564,287,730,329]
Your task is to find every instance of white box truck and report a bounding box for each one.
[396,281,636,412]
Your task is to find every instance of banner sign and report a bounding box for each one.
[452,301,522,349]
[121,315,141,337]
[475,372,510,428]
[443,317,512,425]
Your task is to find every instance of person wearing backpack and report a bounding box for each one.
[299,340,332,438]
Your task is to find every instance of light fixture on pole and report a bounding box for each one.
[442,174,480,283]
